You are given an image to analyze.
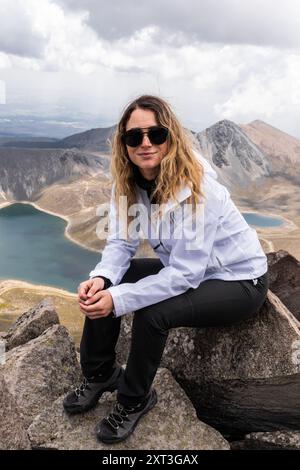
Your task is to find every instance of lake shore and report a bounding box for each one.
[0,279,77,298]
[240,207,297,232]
[0,200,100,253]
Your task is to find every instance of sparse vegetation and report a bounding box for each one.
[0,286,84,347]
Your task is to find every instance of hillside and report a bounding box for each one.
[0,148,109,200]
[240,120,300,184]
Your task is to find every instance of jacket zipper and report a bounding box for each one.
[150,209,170,254]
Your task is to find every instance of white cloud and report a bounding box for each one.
[215,49,300,122]
[57,0,300,49]
[0,0,300,138]
[0,0,47,57]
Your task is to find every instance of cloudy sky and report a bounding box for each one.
[0,0,300,137]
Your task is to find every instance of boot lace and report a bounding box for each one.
[105,402,136,430]
[74,377,91,398]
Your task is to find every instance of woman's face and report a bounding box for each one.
[125,108,169,180]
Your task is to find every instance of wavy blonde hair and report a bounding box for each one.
[109,94,204,234]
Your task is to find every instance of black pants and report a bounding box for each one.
[80,258,269,407]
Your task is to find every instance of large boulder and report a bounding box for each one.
[0,324,82,428]
[0,375,31,450]
[116,290,300,436]
[2,297,59,351]
[27,368,229,450]
[267,250,300,321]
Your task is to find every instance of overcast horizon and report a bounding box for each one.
[1,0,300,139]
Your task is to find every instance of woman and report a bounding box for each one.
[63,95,269,444]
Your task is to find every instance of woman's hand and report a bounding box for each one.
[77,278,114,319]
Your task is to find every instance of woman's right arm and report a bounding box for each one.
[88,183,140,285]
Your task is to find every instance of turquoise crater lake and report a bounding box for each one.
[0,203,99,293]
[0,203,284,292]
[242,212,283,228]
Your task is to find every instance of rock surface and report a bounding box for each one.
[116,290,300,436]
[196,119,270,192]
[0,375,31,450]
[267,250,300,322]
[2,297,59,351]
[1,324,81,428]
[231,430,300,450]
[27,368,230,450]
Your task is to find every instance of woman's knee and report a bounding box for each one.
[133,304,168,332]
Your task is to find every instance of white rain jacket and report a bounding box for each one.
[89,151,268,317]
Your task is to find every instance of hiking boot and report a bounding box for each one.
[96,388,157,444]
[63,365,123,415]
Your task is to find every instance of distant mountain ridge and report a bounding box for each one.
[1,126,116,153]
[1,118,300,203]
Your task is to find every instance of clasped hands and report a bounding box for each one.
[78,278,114,319]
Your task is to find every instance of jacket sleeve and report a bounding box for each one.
[107,185,222,317]
[90,276,113,289]
[89,184,140,285]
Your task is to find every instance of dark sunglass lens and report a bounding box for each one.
[123,127,168,147]
[123,129,143,147]
[148,127,169,145]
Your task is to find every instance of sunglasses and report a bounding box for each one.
[122,126,169,147]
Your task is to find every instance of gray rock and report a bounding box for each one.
[233,430,300,450]
[1,324,82,428]
[0,376,31,450]
[267,250,300,322]
[2,297,59,351]
[196,119,270,192]
[116,290,300,435]
[27,368,229,450]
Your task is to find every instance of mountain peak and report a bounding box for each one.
[248,119,268,126]
[242,119,300,142]
[210,119,239,129]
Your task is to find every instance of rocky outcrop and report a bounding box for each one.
[27,368,229,450]
[1,248,299,448]
[1,324,82,428]
[116,291,300,436]
[231,431,300,450]
[0,297,230,450]
[267,250,300,321]
[0,376,31,450]
[0,299,83,449]
[2,297,59,350]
